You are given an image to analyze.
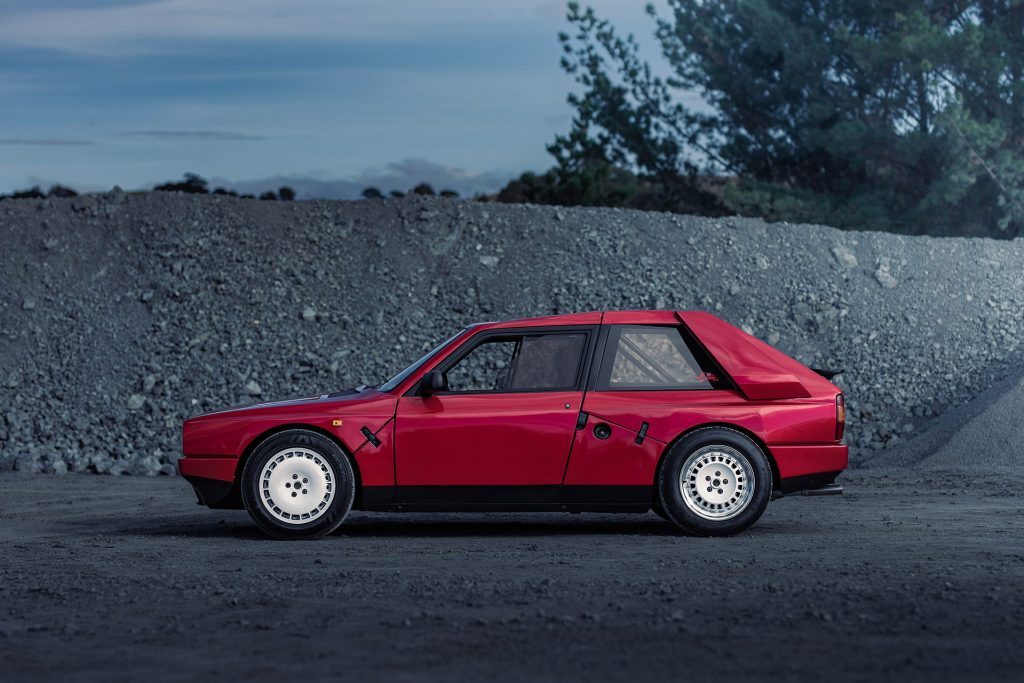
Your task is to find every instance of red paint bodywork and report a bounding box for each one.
[179,310,847,508]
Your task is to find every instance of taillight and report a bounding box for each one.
[835,394,846,442]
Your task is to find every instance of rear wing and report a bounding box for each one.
[677,311,815,400]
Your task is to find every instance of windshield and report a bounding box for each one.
[377,328,468,392]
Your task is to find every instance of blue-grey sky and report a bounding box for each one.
[0,0,677,198]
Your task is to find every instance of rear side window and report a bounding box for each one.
[598,325,717,390]
[445,332,587,393]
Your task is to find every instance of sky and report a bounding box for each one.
[0,0,678,198]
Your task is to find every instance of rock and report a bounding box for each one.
[243,380,263,397]
[831,245,858,269]
[22,298,35,311]
[126,394,146,411]
[874,258,898,289]
[302,306,318,322]
[479,255,500,267]
[133,455,162,476]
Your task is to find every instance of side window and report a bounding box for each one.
[445,339,518,392]
[599,325,713,390]
[507,334,586,390]
[444,332,587,393]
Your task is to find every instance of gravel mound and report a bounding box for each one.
[870,366,1024,469]
[2,191,1023,475]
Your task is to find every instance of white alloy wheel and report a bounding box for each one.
[678,444,755,521]
[258,447,335,524]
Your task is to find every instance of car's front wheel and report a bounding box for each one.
[656,427,772,536]
[241,429,355,540]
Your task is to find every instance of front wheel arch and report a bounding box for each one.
[654,423,780,501]
[235,423,363,508]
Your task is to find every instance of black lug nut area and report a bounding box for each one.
[285,482,291,488]
[292,474,298,479]
[303,478,308,483]
[302,489,308,494]
[291,492,297,497]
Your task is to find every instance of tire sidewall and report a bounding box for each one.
[658,427,772,536]
[241,429,355,540]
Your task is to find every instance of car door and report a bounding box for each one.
[564,323,733,486]
[395,327,594,492]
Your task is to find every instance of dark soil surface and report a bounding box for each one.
[2,470,1022,682]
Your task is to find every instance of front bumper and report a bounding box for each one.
[178,457,241,509]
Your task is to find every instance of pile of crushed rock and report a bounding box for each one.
[1,191,1022,474]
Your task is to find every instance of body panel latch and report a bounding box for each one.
[634,421,649,445]
[360,425,382,447]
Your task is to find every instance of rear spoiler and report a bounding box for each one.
[677,311,810,400]
[810,368,844,380]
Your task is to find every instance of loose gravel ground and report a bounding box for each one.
[2,192,1024,475]
[1,470,1022,682]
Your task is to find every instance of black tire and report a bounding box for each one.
[651,497,671,522]
[240,428,356,540]
[656,426,772,536]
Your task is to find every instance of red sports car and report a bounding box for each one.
[179,311,847,539]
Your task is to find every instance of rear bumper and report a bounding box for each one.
[776,470,843,495]
[769,443,848,480]
[770,443,847,497]
[178,457,241,509]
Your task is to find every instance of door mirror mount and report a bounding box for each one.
[420,371,446,396]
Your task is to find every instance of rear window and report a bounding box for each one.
[598,325,720,390]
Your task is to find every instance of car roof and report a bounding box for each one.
[474,310,687,330]
[469,310,837,400]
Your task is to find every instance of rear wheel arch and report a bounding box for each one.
[655,423,780,495]
[236,424,364,508]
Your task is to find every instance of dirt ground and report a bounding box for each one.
[1,469,1022,682]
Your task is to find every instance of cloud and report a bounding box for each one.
[0,0,570,56]
[126,130,265,141]
[0,137,94,146]
[211,158,517,200]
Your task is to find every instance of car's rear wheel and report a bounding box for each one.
[241,429,355,540]
[656,427,772,536]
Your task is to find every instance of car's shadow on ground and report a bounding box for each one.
[333,516,679,538]
[127,513,789,539]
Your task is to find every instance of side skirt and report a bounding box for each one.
[361,485,652,513]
